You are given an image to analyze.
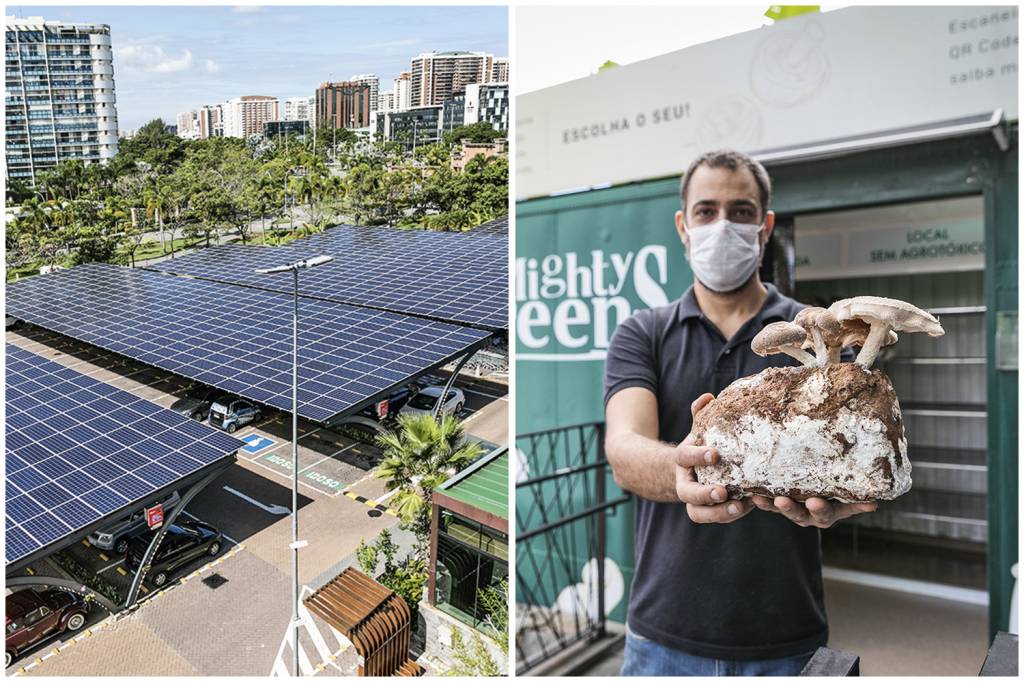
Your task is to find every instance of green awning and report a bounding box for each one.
[438,448,508,521]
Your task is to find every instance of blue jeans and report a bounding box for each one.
[621,626,815,676]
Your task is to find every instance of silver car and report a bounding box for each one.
[87,491,180,554]
[399,386,466,417]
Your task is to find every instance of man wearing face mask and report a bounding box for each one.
[603,149,875,676]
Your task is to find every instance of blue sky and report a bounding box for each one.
[19,5,508,129]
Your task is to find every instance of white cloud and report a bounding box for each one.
[205,59,220,74]
[232,5,263,13]
[118,45,194,73]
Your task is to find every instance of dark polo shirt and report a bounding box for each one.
[603,283,833,661]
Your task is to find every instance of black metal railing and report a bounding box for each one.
[515,422,631,674]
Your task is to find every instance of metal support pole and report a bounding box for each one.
[595,424,607,638]
[431,348,478,419]
[124,465,230,607]
[292,267,300,678]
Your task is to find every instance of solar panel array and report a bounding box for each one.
[6,264,491,423]
[148,222,508,330]
[5,343,243,566]
[466,215,508,236]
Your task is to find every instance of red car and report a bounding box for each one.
[5,589,89,667]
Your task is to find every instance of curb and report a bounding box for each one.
[342,491,397,517]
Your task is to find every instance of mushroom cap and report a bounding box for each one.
[794,306,842,345]
[839,318,897,347]
[752,321,807,357]
[830,296,944,336]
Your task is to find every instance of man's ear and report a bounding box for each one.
[760,209,775,245]
[675,210,688,249]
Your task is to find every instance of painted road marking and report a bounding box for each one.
[116,567,127,576]
[343,491,397,517]
[223,486,290,515]
[98,552,109,561]
[97,559,125,575]
[241,434,276,454]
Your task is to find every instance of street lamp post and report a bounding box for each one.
[255,254,334,678]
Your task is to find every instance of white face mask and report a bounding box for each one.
[683,218,764,293]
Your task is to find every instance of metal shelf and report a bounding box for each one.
[879,357,985,365]
[927,305,986,315]
[901,402,986,418]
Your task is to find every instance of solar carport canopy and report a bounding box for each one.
[147,222,508,330]
[6,263,491,423]
[5,344,243,570]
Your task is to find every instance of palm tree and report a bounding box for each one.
[144,178,175,254]
[374,413,483,551]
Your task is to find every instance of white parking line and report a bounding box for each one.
[457,386,507,400]
[96,558,125,575]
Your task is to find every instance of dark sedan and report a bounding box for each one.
[124,521,224,587]
[6,589,89,667]
[169,386,224,421]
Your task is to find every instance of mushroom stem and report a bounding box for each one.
[783,347,818,367]
[809,328,828,366]
[856,323,892,367]
[828,346,841,364]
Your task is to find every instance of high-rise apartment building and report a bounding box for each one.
[223,95,279,138]
[5,15,119,186]
[284,96,314,126]
[348,74,379,115]
[491,57,509,84]
[176,110,201,140]
[315,81,372,130]
[393,71,412,112]
[197,104,223,139]
[378,91,396,113]
[409,51,494,107]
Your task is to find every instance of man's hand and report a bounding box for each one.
[751,494,877,529]
[675,393,754,523]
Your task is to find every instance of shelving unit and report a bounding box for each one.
[794,197,988,590]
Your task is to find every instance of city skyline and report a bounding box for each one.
[21,5,508,130]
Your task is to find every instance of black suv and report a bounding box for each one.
[124,521,224,587]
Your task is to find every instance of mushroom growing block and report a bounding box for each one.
[692,363,910,503]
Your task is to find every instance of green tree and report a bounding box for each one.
[355,529,429,620]
[113,118,185,171]
[441,122,505,148]
[374,414,483,557]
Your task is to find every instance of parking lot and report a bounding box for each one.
[5,324,507,675]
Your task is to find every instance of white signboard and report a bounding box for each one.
[794,195,985,280]
[517,6,1019,199]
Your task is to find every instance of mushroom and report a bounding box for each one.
[838,318,898,361]
[829,296,944,368]
[752,321,817,367]
[793,307,842,365]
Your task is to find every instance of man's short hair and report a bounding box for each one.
[679,149,772,217]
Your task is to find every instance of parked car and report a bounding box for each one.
[169,386,225,421]
[87,491,181,554]
[399,386,466,417]
[359,384,421,422]
[208,397,262,433]
[124,520,224,587]
[5,589,88,667]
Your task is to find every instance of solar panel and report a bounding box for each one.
[5,343,243,567]
[6,264,492,424]
[147,222,508,330]
[466,215,508,236]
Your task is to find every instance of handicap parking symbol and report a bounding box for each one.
[241,434,275,454]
